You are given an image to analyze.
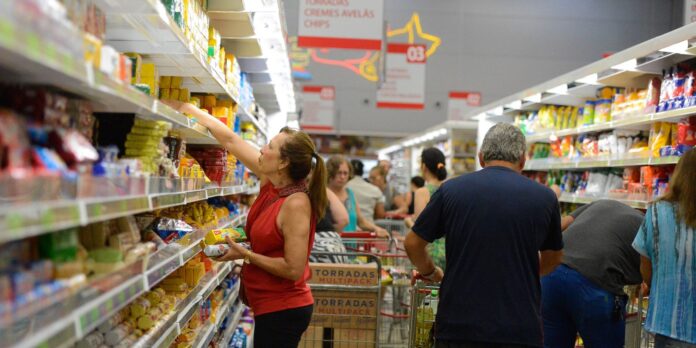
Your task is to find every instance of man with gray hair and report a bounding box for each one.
[404,123,563,348]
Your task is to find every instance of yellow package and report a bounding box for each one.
[160,76,172,89]
[170,88,181,101]
[205,228,242,245]
[129,297,151,318]
[146,290,163,307]
[171,76,183,88]
[190,97,201,108]
[125,53,142,83]
[160,88,171,100]
[671,123,679,147]
[203,95,217,109]
[179,88,190,102]
[83,33,102,69]
[650,122,671,157]
[137,307,163,330]
[141,63,157,77]
[134,119,172,130]
[217,99,233,108]
[140,76,157,96]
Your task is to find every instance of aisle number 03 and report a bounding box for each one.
[406,45,427,64]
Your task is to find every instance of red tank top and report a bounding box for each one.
[241,181,316,315]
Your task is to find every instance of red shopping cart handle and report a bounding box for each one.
[340,231,377,238]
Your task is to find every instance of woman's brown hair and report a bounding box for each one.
[326,155,352,180]
[660,148,696,228]
[278,127,328,220]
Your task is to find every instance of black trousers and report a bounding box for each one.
[254,304,313,348]
[436,340,536,348]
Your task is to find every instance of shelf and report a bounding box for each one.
[216,300,246,347]
[239,108,268,138]
[559,193,649,209]
[6,230,234,348]
[132,263,237,348]
[0,184,255,245]
[453,153,477,159]
[0,4,223,146]
[192,282,241,348]
[525,106,696,143]
[525,155,681,171]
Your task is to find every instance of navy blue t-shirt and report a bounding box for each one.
[413,166,562,346]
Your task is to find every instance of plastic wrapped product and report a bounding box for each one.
[203,244,230,258]
[104,323,132,345]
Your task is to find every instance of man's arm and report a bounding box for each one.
[404,231,443,282]
[640,255,652,290]
[561,216,574,231]
[540,250,563,276]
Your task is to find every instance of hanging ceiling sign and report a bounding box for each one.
[376,43,426,110]
[298,0,384,50]
[448,91,481,120]
[301,85,336,132]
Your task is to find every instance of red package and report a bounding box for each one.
[646,77,661,107]
[677,117,696,146]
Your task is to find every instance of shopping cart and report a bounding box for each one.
[409,280,439,348]
[339,233,415,347]
[376,217,409,238]
[301,252,382,348]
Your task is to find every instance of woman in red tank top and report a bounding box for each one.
[163,100,328,348]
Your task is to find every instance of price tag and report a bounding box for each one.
[182,244,201,262]
[186,190,206,203]
[25,33,41,59]
[40,209,56,228]
[152,193,185,209]
[206,188,221,198]
[5,213,23,231]
[147,256,181,287]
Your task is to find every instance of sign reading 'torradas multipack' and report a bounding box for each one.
[298,0,384,50]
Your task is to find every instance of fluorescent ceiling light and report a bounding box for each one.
[611,59,637,71]
[523,93,542,103]
[660,40,689,54]
[438,128,447,136]
[547,84,568,95]
[488,106,504,116]
[576,74,598,85]
[471,113,486,121]
[505,100,522,110]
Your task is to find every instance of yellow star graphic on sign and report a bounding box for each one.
[291,12,442,82]
[387,12,441,57]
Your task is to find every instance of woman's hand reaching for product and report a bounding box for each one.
[404,217,414,229]
[161,99,197,115]
[212,236,249,262]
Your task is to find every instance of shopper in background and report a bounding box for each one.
[164,100,326,348]
[405,148,448,270]
[326,156,389,237]
[310,186,350,264]
[541,200,645,348]
[404,123,563,348]
[391,176,425,215]
[347,159,386,223]
[369,165,405,212]
[633,148,696,347]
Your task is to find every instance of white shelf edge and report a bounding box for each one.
[525,155,681,171]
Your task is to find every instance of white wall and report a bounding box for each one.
[285,0,682,135]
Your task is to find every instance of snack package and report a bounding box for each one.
[148,218,194,244]
[203,244,230,258]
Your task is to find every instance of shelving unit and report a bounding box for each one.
[464,22,696,208]
[7,219,242,348]
[0,183,255,245]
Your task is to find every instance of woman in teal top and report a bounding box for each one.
[633,148,696,346]
[327,156,389,237]
[405,148,448,269]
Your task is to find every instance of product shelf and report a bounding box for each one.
[525,106,696,143]
[0,3,224,146]
[217,304,246,347]
[559,193,649,209]
[525,155,681,171]
[132,263,237,348]
[5,232,202,348]
[192,282,241,348]
[0,183,255,245]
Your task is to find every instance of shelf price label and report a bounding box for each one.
[147,256,181,288]
[186,190,206,203]
[206,188,222,198]
[79,277,145,333]
[376,44,426,110]
[182,243,202,263]
[152,193,186,209]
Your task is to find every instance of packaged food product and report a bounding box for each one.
[203,244,230,258]
[104,323,132,345]
[129,297,152,318]
[137,307,163,330]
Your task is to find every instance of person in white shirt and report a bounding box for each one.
[346,160,385,223]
